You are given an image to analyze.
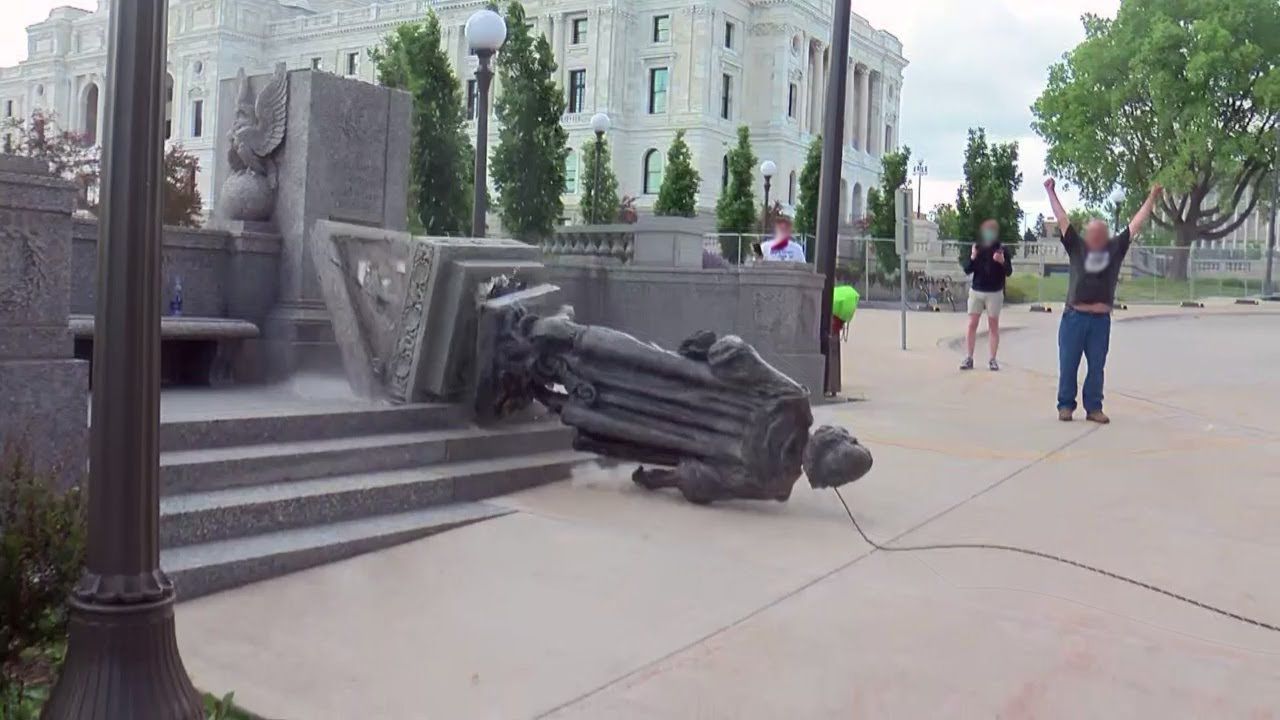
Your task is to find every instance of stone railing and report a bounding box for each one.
[544,226,636,264]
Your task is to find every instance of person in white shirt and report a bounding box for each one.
[761,217,807,263]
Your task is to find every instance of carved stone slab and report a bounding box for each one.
[309,220,548,404]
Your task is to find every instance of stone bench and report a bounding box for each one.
[70,315,260,386]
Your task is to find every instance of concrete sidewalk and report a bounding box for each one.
[177,305,1280,719]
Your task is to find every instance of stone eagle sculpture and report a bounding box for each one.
[215,63,289,223]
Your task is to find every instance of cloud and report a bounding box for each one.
[858,0,1120,230]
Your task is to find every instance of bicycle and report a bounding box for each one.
[912,275,958,312]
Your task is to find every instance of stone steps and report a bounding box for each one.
[155,404,585,599]
[160,422,573,494]
[159,402,462,451]
[162,502,513,601]
[160,450,585,547]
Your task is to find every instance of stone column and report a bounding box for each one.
[858,67,871,152]
[0,155,88,487]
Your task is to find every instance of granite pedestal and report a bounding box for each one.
[0,154,88,486]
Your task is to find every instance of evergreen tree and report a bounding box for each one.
[865,146,911,276]
[715,126,758,260]
[372,15,473,235]
[953,128,1023,259]
[579,137,619,224]
[654,130,701,217]
[793,136,822,237]
[491,1,570,240]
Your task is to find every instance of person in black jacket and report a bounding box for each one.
[959,219,1013,371]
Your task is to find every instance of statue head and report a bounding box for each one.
[803,425,873,489]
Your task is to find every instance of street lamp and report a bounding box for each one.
[1110,187,1126,230]
[913,160,928,216]
[466,8,507,238]
[590,112,610,225]
[760,160,777,233]
[44,0,204,714]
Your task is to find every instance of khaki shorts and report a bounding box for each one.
[967,289,1004,317]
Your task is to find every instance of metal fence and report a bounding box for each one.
[704,234,1278,308]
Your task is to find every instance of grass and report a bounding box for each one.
[1006,273,1261,305]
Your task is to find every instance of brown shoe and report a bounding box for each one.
[1086,411,1111,424]
[1058,408,1073,422]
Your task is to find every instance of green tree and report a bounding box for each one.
[1067,206,1107,230]
[491,1,570,240]
[654,130,701,217]
[1032,0,1280,279]
[162,145,203,227]
[953,128,1023,258]
[865,146,911,276]
[1033,212,1047,238]
[793,136,823,236]
[930,202,964,240]
[579,137,619,224]
[715,126,759,260]
[372,15,473,235]
[1022,228,1037,245]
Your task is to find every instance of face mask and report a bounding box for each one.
[980,228,998,245]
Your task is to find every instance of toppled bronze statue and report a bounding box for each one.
[476,291,872,504]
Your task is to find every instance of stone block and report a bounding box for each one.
[0,158,76,357]
[309,220,545,405]
[0,358,88,489]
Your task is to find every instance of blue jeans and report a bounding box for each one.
[1057,309,1111,412]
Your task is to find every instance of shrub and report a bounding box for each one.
[1003,283,1031,304]
[0,442,85,716]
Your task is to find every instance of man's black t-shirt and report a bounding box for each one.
[1062,225,1131,307]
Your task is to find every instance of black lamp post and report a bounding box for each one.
[590,112,610,225]
[814,0,853,394]
[760,160,777,234]
[43,0,204,715]
[913,160,928,216]
[467,8,507,238]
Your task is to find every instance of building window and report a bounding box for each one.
[643,149,664,194]
[311,57,322,70]
[652,15,670,43]
[721,74,733,120]
[191,99,203,138]
[648,68,669,114]
[788,84,798,118]
[35,84,44,97]
[3,100,11,118]
[571,17,587,45]
[466,79,477,120]
[346,52,359,76]
[568,69,587,114]
[725,21,735,49]
[565,151,578,194]
[788,171,797,205]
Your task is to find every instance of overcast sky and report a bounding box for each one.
[4,0,1116,228]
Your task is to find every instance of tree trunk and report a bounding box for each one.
[1164,222,1197,281]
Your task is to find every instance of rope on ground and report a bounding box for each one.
[832,488,1280,634]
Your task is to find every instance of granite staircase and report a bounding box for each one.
[157,402,583,600]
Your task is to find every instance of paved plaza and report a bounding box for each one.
[177,305,1280,719]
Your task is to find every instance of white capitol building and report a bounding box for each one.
[0,0,907,226]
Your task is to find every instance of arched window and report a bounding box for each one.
[839,178,849,221]
[788,171,797,205]
[852,183,865,221]
[82,83,99,145]
[564,150,578,194]
[643,149,664,195]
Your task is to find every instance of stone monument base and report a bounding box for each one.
[0,359,87,488]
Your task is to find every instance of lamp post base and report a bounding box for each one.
[42,595,203,720]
